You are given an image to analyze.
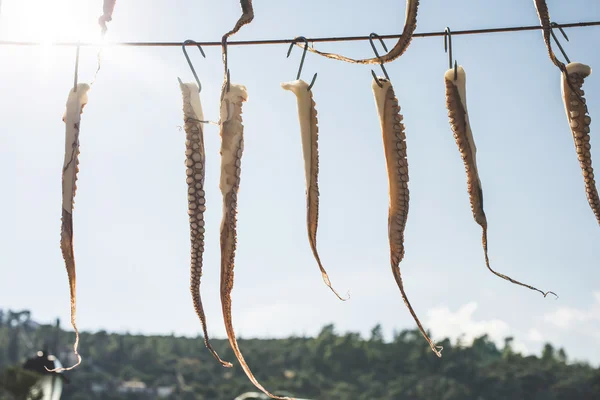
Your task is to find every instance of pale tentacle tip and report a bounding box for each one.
[45,355,81,373]
[221,361,234,368]
[336,289,351,302]
[433,345,444,358]
[543,291,559,300]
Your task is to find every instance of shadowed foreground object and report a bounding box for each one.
[23,351,66,400]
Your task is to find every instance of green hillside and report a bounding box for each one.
[1,310,599,399]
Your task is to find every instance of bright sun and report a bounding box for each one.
[1,0,104,43]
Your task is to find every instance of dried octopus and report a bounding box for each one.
[560,64,600,224]
[54,83,91,372]
[217,1,291,398]
[444,66,555,297]
[534,0,599,224]
[281,79,347,301]
[179,80,232,368]
[299,0,419,65]
[217,83,291,400]
[372,76,442,358]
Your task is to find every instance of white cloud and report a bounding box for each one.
[235,302,320,338]
[527,328,544,342]
[543,291,600,340]
[426,301,527,352]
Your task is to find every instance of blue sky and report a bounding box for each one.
[1,0,599,365]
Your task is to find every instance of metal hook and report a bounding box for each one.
[444,28,458,80]
[286,36,317,91]
[549,22,571,64]
[222,36,231,93]
[73,45,80,92]
[369,33,390,88]
[182,40,206,92]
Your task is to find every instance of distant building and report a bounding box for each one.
[156,386,174,398]
[234,392,313,400]
[118,380,149,394]
[91,383,108,394]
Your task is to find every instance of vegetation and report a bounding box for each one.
[1,310,599,399]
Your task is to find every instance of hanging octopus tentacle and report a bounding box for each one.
[560,63,600,225]
[48,83,91,373]
[444,66,557,298]
[281,79,348,301]
[298,0,419,65]
[372,77,443,358]
[179,80,233,368]
[219,84,293,400]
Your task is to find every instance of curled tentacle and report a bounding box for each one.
[299,0,419,65]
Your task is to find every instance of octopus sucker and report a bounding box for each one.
[560,63,600,225]
[51,83,91,372]
[533,0,565,71]
[371,77,442,358]
[218,83,292,400]
[445,66,556,297]
[281,79,348,301]
[179,80,233,368]
[300,0,419,65]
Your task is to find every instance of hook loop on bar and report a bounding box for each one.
[444,27,458,80]
[182,40,206,92]
[369,33,390,88]
[222,36,231,93]
[549,22,571,65]
[73,45,80,92]
[286,36,318,91]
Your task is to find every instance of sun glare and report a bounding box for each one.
[1,0,104,44]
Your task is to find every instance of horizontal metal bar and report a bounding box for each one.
[0,21,598,48]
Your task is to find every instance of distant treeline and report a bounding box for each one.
[0,309,599,399]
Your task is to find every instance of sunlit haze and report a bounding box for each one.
[1,0,599,368]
